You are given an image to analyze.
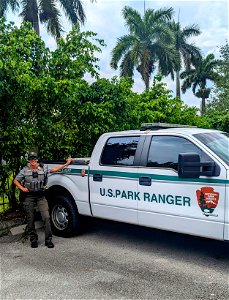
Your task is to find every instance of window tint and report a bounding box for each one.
[147,136,206,170]
[101,136,140,166]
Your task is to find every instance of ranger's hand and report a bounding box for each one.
[66,158,73,165]
[21,187,29,193]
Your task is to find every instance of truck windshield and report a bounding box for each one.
[194,132,229,166]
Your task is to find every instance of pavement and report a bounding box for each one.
[0,218,229,300]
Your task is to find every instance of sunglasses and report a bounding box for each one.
[28,156,38,160]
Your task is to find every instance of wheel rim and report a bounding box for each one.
[51,205,69,230]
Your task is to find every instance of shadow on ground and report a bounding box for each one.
[80,216,229,261]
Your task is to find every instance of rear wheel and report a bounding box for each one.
[49,195,81,237]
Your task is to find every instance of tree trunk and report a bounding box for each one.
[144,76,149,90]
[176,70,181,98]
[33,12,40,36]
[26,0,40,36]
[201,95,206,115]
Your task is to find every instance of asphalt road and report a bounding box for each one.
[0,217,228,300]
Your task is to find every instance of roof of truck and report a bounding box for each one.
[104,127,221,137]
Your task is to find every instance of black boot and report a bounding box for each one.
[31,240,38,248]
[45,239,54,248]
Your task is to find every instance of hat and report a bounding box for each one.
[28,151,38,160]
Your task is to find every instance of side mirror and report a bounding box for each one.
[178,153,201,178]
[178,153,220,178]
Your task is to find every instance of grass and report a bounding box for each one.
[0,195,9,213]
[0,173,14,213]
[0,204,9,213]
[0,173,22,213]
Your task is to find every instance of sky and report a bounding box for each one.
[6,0,229,109]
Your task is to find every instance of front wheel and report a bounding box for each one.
[49,195,81,237]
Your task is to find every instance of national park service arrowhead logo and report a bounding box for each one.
[196,187,219,214]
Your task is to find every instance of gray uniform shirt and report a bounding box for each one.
[15,164,49,192]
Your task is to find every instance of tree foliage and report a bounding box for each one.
[207,43,229,113]
[0,19,104,208]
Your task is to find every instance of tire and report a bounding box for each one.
[49,195,81,237]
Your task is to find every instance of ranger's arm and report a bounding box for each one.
[50,158,73,173]
[13,170,29,193]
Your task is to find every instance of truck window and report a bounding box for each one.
[194,132,229,165]
[100,136,140,166]
[147,136,207,171]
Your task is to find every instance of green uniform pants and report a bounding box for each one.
[23,193,52,242]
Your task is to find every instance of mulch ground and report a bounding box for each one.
[0,210,25,222]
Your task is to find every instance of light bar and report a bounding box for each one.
[140,123,197,131]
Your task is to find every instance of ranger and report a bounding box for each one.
[13,151,73,248]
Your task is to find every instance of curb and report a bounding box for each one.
[0,218,25,237]
[0,219,44,237]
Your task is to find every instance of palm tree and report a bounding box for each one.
[110,6,179,90]
[169,21,201,98]
[180,53,220,115]
[0,0,94,39]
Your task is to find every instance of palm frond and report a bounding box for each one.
[180,68,195,79]
[120,51,135,78]
[181,43,201,68]
[169,20,179,31]
[204,54,221,72]
[46,13,62,39]
[130,41,142,66]
[150,23,174,44]
[206,72,220,82]
[182,24,201,38]
[0,0,19,16]
[169,21,201,66]
[122,6,143,36]
[154,43,179,78]
[39,0,63,38]
[192,81,199,94]
[111,35,135,69]
[137,54,155,89]
[181,77,193,93]
[151,7,174,22]
[19,0,38,22]
[59,0,85,25]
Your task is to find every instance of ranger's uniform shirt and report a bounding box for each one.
[15,164,49,193]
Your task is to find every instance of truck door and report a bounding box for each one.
[89,135,143,224]
[137,135,226,240]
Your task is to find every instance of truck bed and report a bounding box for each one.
[43,158,90,166]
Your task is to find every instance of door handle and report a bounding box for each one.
[93,173,103,182]
[139,176,151,186]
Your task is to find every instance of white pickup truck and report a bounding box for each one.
[45,123,229,241]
